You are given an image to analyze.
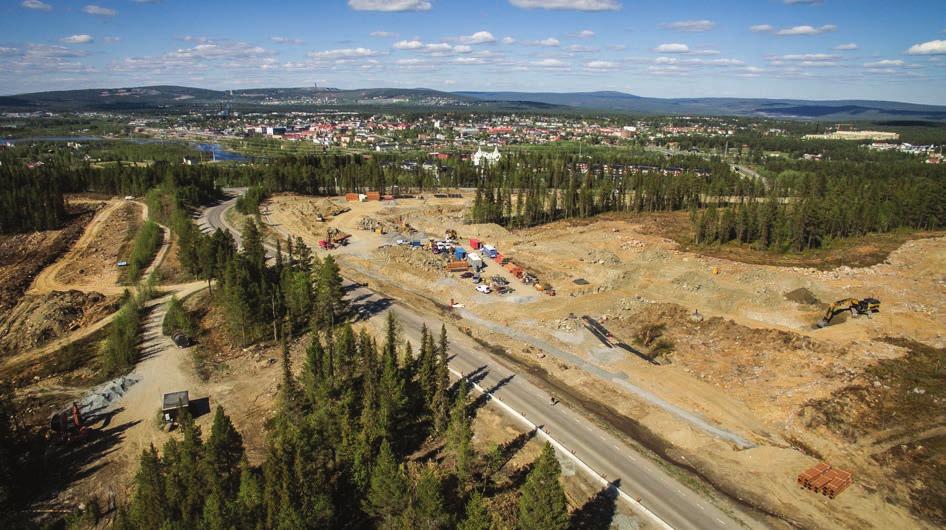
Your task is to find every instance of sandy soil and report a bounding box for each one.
[260,193,946,529]
[29,199,142,296]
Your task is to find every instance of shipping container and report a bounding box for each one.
[345,193,360,202]
[366,191,382,201]
[470,238,481,250]
[454,247,467,260]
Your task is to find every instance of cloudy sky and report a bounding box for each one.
[2,0,945,104]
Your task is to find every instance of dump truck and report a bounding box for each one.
[817,298,880,328]
[162,391,190,431]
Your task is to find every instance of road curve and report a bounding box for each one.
[197,193,754,530]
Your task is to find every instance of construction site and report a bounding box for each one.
[253,191,946,529]
[0,187,943,529]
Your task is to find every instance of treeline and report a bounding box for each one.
[126,220,163,282]
[468,150,946,250]
[117,314,571,529]
[234,185,266,216]
[0,163,67,233]
[470,153,745,228]
[101,278,155,376]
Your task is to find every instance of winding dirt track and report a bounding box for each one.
[5,201,175,371]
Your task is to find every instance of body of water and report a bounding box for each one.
[1,136,248,162]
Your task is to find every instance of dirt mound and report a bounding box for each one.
[270,195,350,220]
[0,290,118,355]
[377,245,448,278]
[0,210,95,315]
[785,287,820,305]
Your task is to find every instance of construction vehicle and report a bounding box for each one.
[50,402,90,444]
[817,298,880,328]
[326,227,351,247]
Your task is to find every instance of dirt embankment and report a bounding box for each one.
[0,209,96,316]
[0,290,119,356]
[30,200,142,295]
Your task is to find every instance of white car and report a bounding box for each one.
[476,285,492,294]
[396,239,407,245]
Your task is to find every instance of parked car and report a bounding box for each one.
[396,239,407,245]
[476,285,492,294]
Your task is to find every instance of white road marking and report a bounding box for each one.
[716,518,727,526]
[698,504,705,511]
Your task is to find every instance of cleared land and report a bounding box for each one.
[259,192,946,528]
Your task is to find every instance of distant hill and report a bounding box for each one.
[3,85,946,121]
[457,91,946,121]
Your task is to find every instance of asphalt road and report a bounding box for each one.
[195,192,751,530]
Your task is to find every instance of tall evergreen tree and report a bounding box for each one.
[518,442,569,530]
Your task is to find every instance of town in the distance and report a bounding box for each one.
[2,1,946,530]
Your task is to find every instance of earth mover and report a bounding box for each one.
[817,298,880,328]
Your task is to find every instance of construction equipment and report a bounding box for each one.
[817,298,880,328]
[326,227,351,247]
[50,402,90,444]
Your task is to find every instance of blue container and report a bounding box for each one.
[411,240,421,247]
[454,247,467,260]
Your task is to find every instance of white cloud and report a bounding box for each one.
[565,44,599,53]
[271,37,304,45]
[750,24,773,33]
[865,59,904,67]
[459,31,496,44]
[393,39,423,50]
[454,57,485,65]
[307,47,380,59]
[607,44,626,51]
[61,34,95,44]
[0,47,20,57]
[501,36,516,45]
[370,31,397,38]
[103,36,122,44]
[906,40,946,55]
[570,29,595,38]
[654,43,689,53]
[660,20,715,32]
[585,60,617,70]
[533,37,561,47]
[424,43,453,53]
[776,53,839,61]
[21,0,51,11]
[82,5,117,16]
[532,58,568,67]
[453,44,472,53]
[776,24,836,36]
[509,0,620,11]
[834,43,857,51]
[348,0,431,11]
[784,0,822,4]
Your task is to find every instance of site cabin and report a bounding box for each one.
[162,391,190,428]
[467,253,484,271]
[481,244,498,258]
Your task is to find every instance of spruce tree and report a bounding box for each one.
[364,439,409,527]
[448,378,474,483]
[129,445,169,530]
[458,491,490,530]
[204,406,245,498]
[518,442,569,530]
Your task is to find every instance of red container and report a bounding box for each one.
[470,238,480,250]
[345,193,359,202]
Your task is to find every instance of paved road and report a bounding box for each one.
[196,193,754,530]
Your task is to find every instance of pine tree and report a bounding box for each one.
[204,406,245,498]
[448,378,474,483]
[364,439,409,527]
[458,491,490,530]
[408,464,449,530]
[313,255,345,329]
[518,442,569,530]
[129,445,169,530]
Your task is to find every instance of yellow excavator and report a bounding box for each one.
[817,298,881,328]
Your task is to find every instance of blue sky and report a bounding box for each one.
[1,0,945,104]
